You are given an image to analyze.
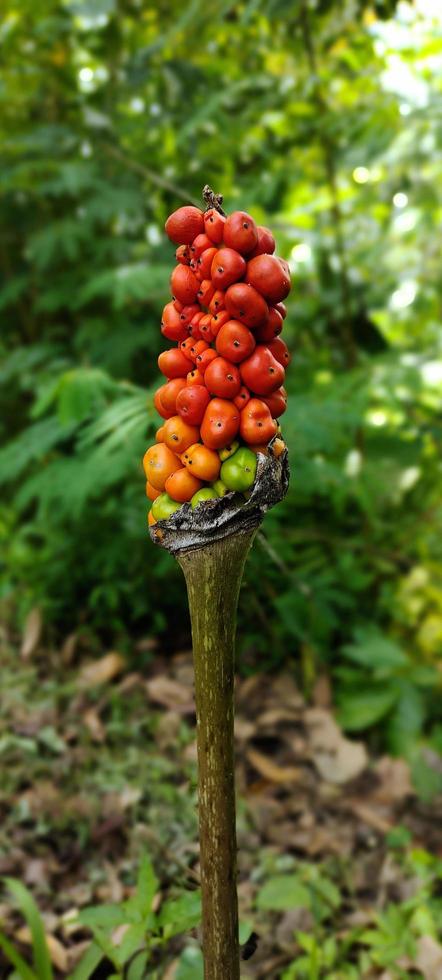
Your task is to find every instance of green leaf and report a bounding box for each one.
[342,628,408,671]
[256,875,310,911]
[3,879,53,980]
[0,931,38,980]
[158,891,201,938]
[134,854,159,918]
[77,904,127,929]
[69,942,104,980]
[175,946,204,980]
[337,684,399,731]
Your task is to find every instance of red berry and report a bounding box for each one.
[211,248,246,290]
[176,385,211,426]
[158,348,191,379]
[197,246,218,280]
[262,386,288,418]
[215,320,256,363]
[248,225,276,258]
[175,244,191,265]
[189,233,212,258]
[268,336,291,367]
[197,279,215,306]
[201,398,240,450]
[234,385,251,410]
[161,302,188,343]
[210,310,230,338]
[246,254,291,303]
[170,265,200,304]
[223,210,258,255]
[205,356,241,399]
[224,282,268,329]
[196,347,218,374]
[254,306,284,343]
[203,208,226,243]
[240,345,285,395]
[165,206,204,245]
[240,398,277,444]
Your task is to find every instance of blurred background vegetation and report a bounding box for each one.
[1,0,441,784]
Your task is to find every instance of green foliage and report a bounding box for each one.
[0,879,53,980]
[272,849,442,979]
[0,859,201,980]
[0,0,441,757]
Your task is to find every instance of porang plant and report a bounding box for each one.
[143,187,291,978]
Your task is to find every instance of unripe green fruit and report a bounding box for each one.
[191,487,219,508]
[212,479,229,497]
[152,493,182,520]
[220,447,257,492]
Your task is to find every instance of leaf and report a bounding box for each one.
[69,942,104,980]
[77,904,127,930]
[256,875,310,912]
[4,879,53,980]
[0,931,38,980]
[158,892,201,938]
[175,946,204,980]
[246,748,301,784]
[342,628,408,672]
[20,608,42,661]
[305,708,368,784]
[337,684,399,731]
[135,854,159,919]
[77,652,126,688]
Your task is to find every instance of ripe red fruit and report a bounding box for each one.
[172,298,183,312]
[224,282,268,329]
[210,310,230,338]
[215,320,256,363]
[158,348,191,379]
[234,385,251,410]
[170,265,200,304]
[240,398,277,444]
[262,386,288,418]
[186,368,205,386]
[200,398,240,450]
[154,379,187,418]
[199,313,213,339]
[179,337,196,361]
[211,248,246,290]
[175,244,190,265]
[196,347,218,374]
[268,336,291,367]
[208,290,225,314]
[254,306,283,343]
[223,211,258,255]
[176,385,210,426]
[196,246,217,280]
[189,339,209,363]
[240,345,285,395]
[248,225,276,258]
[154,385,174,420]
[205,356,241,399]
[246,254,291,303]
[203,208,226,244]
[197,279,215,306]
[161,302,188,343]
[275,301,287,319]
[179,303,200,328]
[189,233,212,258]
[165,206,204,245]
[188,311,205,339]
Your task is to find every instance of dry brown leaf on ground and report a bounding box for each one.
[373,756,413,802]
[415,935,442,980]
[20,608,42,660]
[146,675,195,714]
[77,651,125,687]
[246,748,301,784]
[305,707,368,784]
[15,927,69,972]
[82,707,106,742]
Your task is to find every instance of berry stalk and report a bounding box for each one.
[178,531,255,980]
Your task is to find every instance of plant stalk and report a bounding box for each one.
[177,530,256,980]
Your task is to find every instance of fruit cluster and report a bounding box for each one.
[143,202,291,524]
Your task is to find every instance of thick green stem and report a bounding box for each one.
[177,530,255,980]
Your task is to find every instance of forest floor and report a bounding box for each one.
[1,620,442,979]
